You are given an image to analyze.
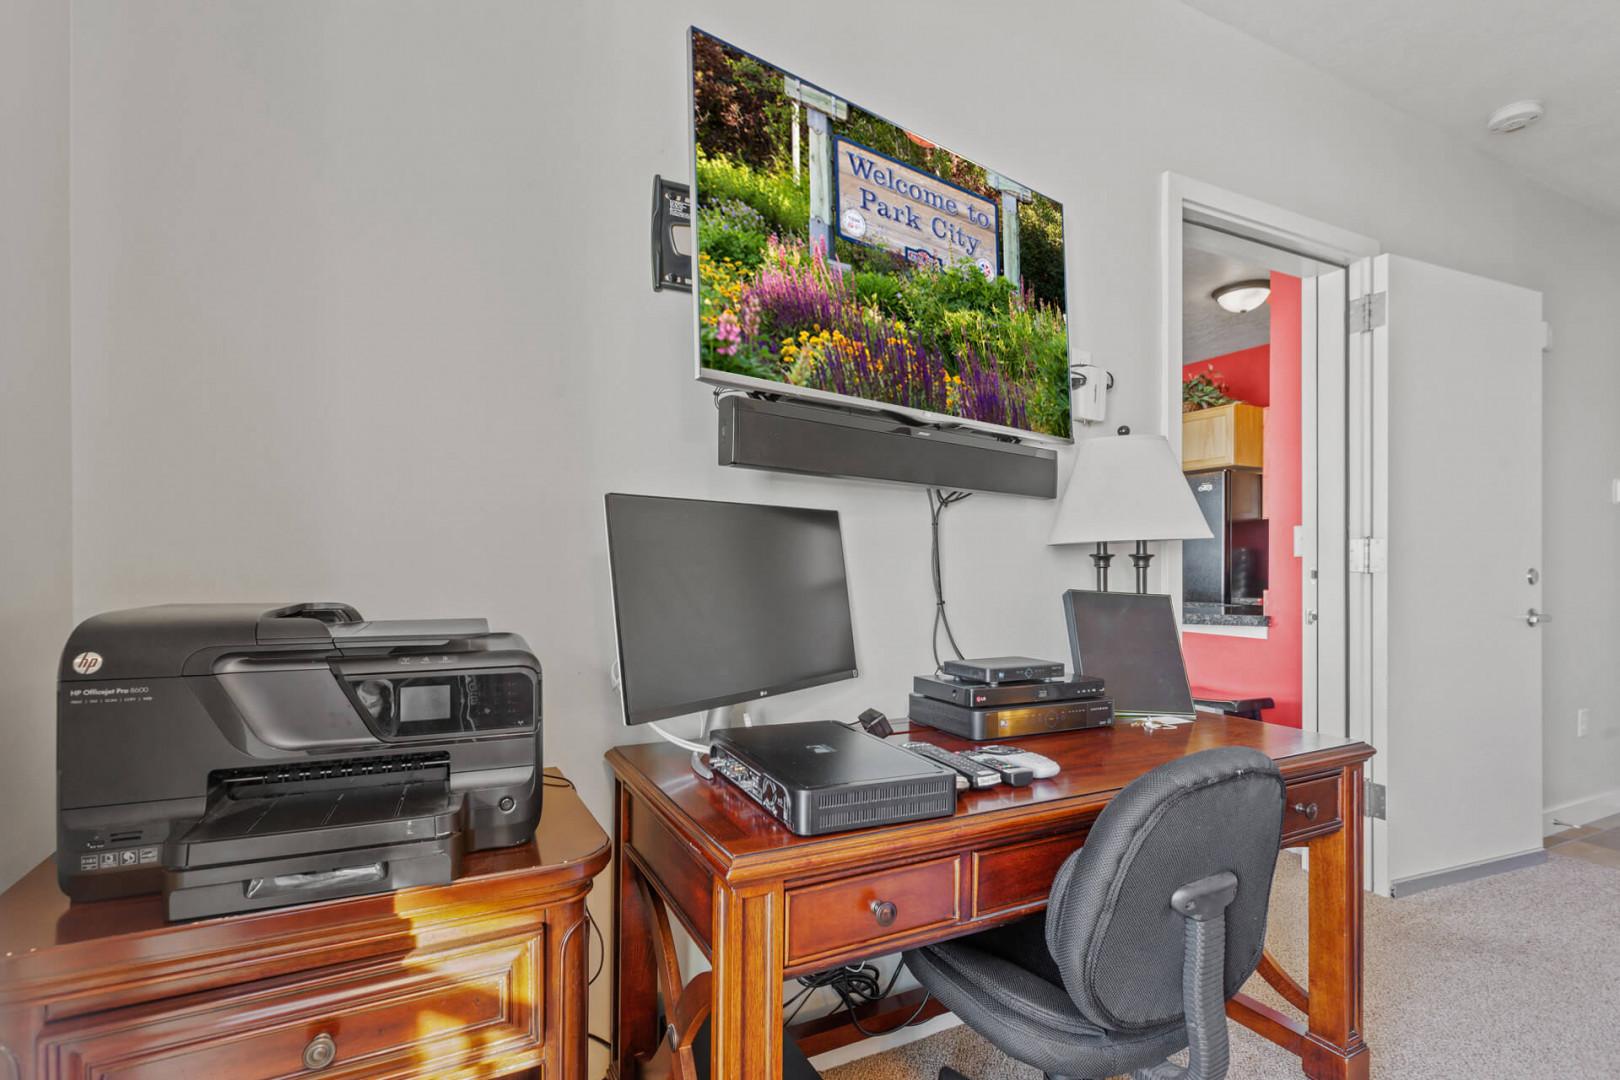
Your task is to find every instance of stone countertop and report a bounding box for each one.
[1184,602,1271,627]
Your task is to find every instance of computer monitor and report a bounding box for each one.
[1062,590,1195,718]
[604,494,859,726]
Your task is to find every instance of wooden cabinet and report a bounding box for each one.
[0,770,608,1080]
[1183,402,1265,470]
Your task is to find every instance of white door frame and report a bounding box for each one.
[1159,173,1379,737]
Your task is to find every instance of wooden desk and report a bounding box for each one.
[606,716,1374,1080]
[0,770,608,1080]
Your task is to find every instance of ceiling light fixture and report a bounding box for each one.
[1212,279,1270,314]
[1487,100,1544,134]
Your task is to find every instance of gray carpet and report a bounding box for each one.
[824,851,1620,1079]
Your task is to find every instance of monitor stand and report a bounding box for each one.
[648,707,754,780]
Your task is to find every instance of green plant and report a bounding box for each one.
[697,220,769,270]
[695,154,809,240]
[1183,368,1235,411]
[1016,194,1067,312]
[847,269,905,317]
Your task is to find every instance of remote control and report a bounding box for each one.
[963,750,1035,787]
[898,742,1003,789]
[972,745,1061,780]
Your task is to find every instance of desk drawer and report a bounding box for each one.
[1283,775,1342,841]
[39,933,543,1079]
[972,833,1085,917]
[786,857,959,966]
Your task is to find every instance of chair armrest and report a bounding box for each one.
[1131,872,1238,1080]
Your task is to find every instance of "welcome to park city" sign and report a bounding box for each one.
[832,137,1000,276]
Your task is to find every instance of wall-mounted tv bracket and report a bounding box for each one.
[652,175,692,292]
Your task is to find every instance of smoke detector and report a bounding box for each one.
[1487,100,1544,134]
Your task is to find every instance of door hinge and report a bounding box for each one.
[1365,780,1386,820]
[1348,537,1387,574]
[1349,292,1387,332]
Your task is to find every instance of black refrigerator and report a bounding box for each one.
[1183,469,1268,606]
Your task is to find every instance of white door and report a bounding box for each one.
[1350,254,1545,896]
[1300,269,1349,738]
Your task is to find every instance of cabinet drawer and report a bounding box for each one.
[40,932,543,1079]
[786,858,959,966]
[972,833,1084,917]
[1282,775,1342,842]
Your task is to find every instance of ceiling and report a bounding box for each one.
[1181,0,1620,220]
[1184,246,1270,363]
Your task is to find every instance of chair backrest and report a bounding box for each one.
[1043,746,1284,1033]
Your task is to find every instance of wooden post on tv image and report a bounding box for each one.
[988,171,1033,285]
[782,76,847,256]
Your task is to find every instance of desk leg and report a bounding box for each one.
[710,880,785,1078]
[611,783,660,1080]
[1301,763,1370,1080]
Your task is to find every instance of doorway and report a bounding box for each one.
[1162,175,1549,898]
[1159,174,1379,740]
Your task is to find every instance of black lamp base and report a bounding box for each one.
[1090,542,1115,591]
[1129,540,1154,594]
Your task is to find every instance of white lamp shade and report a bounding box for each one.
[1048,434,1214,545]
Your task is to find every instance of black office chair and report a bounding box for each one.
[904,747,1285,1080]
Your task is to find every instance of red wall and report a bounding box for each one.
[1184,344,1269,407]
[1182,273,1304,728]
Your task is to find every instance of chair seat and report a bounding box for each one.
[905,931,1188,1080]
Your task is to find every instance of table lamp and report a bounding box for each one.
[1048,429,1213,592]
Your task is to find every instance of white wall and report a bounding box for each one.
[0,0,72,890]
[64,0,1620,1022]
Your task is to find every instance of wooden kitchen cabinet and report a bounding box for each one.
[1183,402,1265,470]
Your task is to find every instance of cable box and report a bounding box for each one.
[937,656,1065,685]
[914,672,1104,709]
[708,720,956,836]
[908,693,1114,742]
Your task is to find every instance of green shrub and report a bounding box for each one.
[695,154,809,240]
[848,269,904,316]
[698,221,769,270]
[1017,195,1067,312]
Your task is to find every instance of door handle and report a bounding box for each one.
[1526,608,1550,627]
[1527,567,1540,585]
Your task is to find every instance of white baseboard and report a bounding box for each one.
[1543,787,1620,834]
[807,1013,961,1071]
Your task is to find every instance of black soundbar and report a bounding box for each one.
[717,393,1057,498]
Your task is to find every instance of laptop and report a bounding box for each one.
[1062,590,1197,720]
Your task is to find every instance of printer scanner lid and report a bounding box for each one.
[61,602,493,681]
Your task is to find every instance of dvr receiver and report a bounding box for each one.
[708,721,957,836]
[938,656,1066,685]
[914,672,1105,709]
[908,693,1115,742]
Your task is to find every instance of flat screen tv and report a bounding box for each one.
[689,28,1072,443]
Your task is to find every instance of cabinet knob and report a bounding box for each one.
[870,899,897,927]
[1292,801,1320,822]
[302,1032,337,1072]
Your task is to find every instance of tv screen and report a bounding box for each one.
[689,28,1072,442]
[604,494,859,725]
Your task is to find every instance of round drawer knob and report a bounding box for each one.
[1292,801,1320,821]
[302,1032,337,1072]
[870,899,897,927]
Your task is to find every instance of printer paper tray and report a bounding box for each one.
[169,780,464,868]
[164,834,462,921]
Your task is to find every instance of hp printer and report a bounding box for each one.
[57,602,542,920]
